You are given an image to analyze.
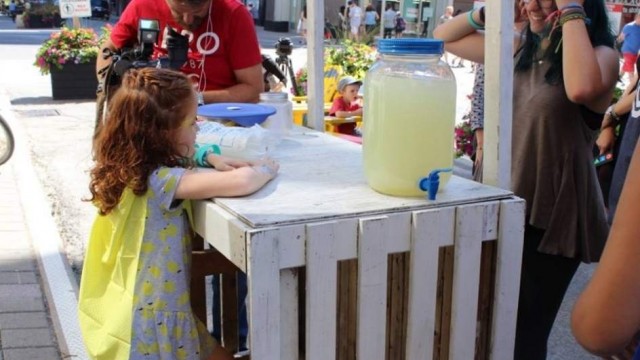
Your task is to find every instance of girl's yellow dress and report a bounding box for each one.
[78,167,216,360]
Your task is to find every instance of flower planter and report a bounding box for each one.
[24,14,62,28]
[50,60,97,100]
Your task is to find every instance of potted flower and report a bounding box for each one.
[454,115,474,158]
[34,26,100,100]
[325,40,376,79]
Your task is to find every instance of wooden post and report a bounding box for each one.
[306,0,325,131]
[483,0,514,189]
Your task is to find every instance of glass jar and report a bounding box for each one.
[363,39,456,197]
[259,92,293,138]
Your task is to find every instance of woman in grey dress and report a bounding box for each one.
[434,0,619,358]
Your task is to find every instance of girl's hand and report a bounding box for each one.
[207,154,252,171]
[252,158,280,179]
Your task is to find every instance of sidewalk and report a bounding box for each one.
[0,166,61,360]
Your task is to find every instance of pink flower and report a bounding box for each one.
[58,57,66,64]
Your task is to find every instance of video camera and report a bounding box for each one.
[95,19,189,136]
[101,19,189,82]
[275,37,293,57]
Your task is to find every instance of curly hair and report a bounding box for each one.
[89,68,195,215]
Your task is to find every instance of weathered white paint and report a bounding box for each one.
[213,127,513,228]
[484,0,514,189]
[306,0,325,131]
[490,199,526,358]
[247,229,281,360]
[406,208,456,360]
[306,222,339,360]
[357,216,389,360]
[449,203,493,359]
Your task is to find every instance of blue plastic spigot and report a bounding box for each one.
[418,168,453,201]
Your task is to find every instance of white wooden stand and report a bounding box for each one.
[193,127,525,359]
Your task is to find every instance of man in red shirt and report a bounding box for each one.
[97,0,263,104]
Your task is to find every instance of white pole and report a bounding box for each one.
[307,0,325,131]
[483,0,513,189]
[380,0,387,38]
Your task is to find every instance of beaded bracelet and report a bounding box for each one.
[559,12,588,26]
[467,10,484,30]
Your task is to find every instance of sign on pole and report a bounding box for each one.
[58,0,91,19]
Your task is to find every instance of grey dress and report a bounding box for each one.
[511,61,609,263]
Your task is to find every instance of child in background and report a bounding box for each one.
[78,68,278,360]
[329,76,363,135]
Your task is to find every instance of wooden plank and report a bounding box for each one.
[190,234,207,326]
[490,199,526,359]
[484,0,515,188]
[247,229,281,360]
[192,201,249,271]
[336,259,358,360]
[406,208,455,360]
[449,204,490,359]
[476,241,497,360]
[281,268,299,360]
[279,225,307,269]
[215,168,513,228]
[337,260,349,360]
[438,246,455,360]
[306,222,339,360]
[385,213,411,254]
[221,272,239,353]
[334,219,358,261]
[357,216,391,360]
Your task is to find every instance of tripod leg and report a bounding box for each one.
[287,59,300,97]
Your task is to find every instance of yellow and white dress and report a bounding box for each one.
[78,167,216,360]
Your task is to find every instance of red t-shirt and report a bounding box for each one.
[111,0,261,92]
[329,96,361,116]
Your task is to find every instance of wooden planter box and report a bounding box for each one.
[50,61,97,101]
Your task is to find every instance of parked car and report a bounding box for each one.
[90,0,109,20]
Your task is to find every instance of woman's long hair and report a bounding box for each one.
[89,68,194,215]
[515,0,615,84]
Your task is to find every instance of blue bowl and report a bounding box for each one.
[197,103,277,127]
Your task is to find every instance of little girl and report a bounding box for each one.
[78,67,278,360]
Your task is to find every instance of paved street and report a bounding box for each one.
[0,12,599,360]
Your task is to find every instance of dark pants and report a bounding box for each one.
[514,225,581,359]
[212,272,248,352]
[383,27,394,38]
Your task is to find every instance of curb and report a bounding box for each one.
[0,93,88,360]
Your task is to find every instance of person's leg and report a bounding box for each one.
[211,274,222,342]
[514,225,581,360]
[237,272,249,352]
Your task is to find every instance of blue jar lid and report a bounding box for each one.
[377,39,444,55]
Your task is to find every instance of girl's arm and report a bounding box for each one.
[558,0,618,109]
[572,140,640,356]
[175,159,279,199]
